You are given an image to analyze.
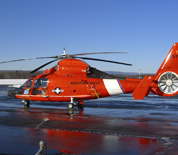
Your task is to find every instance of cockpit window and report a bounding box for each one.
[23,79,34,94]
[21,75,36,88]
[21,80,28,88]
[33,78,48,88]
[26,79,34,88]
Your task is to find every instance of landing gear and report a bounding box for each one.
[68,98,75,109]
[78,101,84,110]
[68,98,84,110]
[68,102,74,109]
[23,100,30,108]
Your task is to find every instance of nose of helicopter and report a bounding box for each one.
[8,89,17,97]
[8,87,23,98]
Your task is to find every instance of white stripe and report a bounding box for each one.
[103,79,123,96]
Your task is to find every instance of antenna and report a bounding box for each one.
[63,48,66,55]
[139,67,141,79]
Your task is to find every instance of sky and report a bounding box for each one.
[0,0,178,74]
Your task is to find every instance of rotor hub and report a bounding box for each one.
[166,79,173,86]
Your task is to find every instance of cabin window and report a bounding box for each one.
[32,78,48,95]
[33,78,48,88]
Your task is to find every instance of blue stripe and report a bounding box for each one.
[118,80,126,93]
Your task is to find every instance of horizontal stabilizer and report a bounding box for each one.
[132,76,154,100]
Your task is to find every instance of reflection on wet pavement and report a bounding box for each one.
[0,86,178,154]
[0,107,176,154]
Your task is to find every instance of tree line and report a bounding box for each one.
[0,71,43,79]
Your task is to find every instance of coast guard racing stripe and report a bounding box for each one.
[103,79,124,96]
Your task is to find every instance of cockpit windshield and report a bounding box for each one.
[21,80,28,88]
[26,79,34,88]
[21,79,33,88]
[21,75,37,88]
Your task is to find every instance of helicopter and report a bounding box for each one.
[2,43,178,109]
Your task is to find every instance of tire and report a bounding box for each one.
[78,104,84,110]
[68,103,74,109]
[23,100,30,108]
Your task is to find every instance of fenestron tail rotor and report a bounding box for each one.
[0,50,132,73]
[158,72,178,94]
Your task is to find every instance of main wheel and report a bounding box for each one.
[78,104,84,110]
[68,103,74,109]
[78,101,84,110]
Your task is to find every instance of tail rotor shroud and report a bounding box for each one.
[158,72,178,94]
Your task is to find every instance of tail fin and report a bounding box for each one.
[155,42,178,75]
[151,42,178,96]
[133,42,178,99]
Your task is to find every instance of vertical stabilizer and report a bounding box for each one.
[155,42,178,74]
[151,43,178,97]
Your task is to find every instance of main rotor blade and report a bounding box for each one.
[73,52,128,56]
[75,57,132,66]
[0,56,58,64]
[30,59,58,73]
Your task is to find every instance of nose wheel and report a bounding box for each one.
[23,100,30,108]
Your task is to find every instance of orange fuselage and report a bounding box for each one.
[15,59,141,102]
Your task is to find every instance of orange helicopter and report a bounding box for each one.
[2,43,178,109]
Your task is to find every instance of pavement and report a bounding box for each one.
[0,107,178,154]
[1,86,178,154]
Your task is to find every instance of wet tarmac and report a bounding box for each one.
[0,86,178,154]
